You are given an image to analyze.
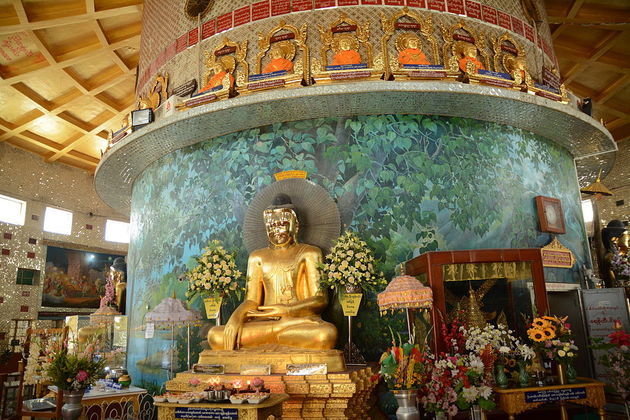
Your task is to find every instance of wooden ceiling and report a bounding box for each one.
[0,0,628,173]
[0,0,141,172]
[547,0,630,143]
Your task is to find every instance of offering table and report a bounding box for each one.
[493,377,606,420]
[155,393,288,420]
[49,385,147,420]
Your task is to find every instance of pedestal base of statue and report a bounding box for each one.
[166,365,377,419]
[197,346,346,373]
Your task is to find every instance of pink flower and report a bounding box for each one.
[189,378,200,386]
[76,370,89,382]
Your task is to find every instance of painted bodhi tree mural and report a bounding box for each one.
[128,114,587,384]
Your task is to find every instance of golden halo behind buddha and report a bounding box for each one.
[242,179,341,253]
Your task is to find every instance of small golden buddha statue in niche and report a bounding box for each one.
[397,33,430,66]
[456,41,485,73]
[199,55,236,94]
[263,41,295,74]
[504,55,527,82]
[208,193,337,351]
[331,34,362,66]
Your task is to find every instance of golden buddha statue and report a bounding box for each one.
[199,56,235,94]
[208,193,337,351]
[504,55,527,82]
[397,33,430,66]
[456,42,484,73]
[263,41,295,74]
[331,34,362,66]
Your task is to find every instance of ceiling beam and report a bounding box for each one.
[0,4,142,35]
[562,31,623,85]
[596,73,630,104]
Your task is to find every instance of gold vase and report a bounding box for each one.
[556,361,567,385]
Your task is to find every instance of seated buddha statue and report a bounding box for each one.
[504,55,527,82]
[208,194,337,350]
[398,34,430,66]
[457,42,485,73]
[263,41,294,74]
[331,34,362,66]
[199,56,235,94]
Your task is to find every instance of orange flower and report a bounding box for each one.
[532,318,551,329]
[528,328,545,342]
[542,328,556,339]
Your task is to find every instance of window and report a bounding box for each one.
[16,268,40,286]
[105,219,130,243]
[0,193,26,226]
[43,207,73,235]
[581,200,594,224]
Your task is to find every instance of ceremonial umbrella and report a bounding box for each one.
[377,272,433,343]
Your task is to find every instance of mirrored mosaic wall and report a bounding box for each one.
[0,143,128,348]
[126,114,588,386]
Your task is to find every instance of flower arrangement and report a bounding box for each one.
[421,353,495,417]
[527,315,578,361]
[185,240,243,300]
[319,231,385,292]
[610,244,630,286]
[590,321,630,401]
[465,323,534,366]
[379,333,430,390]
[46,339,105,391]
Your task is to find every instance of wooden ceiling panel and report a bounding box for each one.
[19,72,77,101]
[63,96,112,123]
[572,66,624,93]
[72,133,108,157]
[33,22,100,61]
[0,4,19,26]
[0,85,38,123]
[114,45,138,69]
[28,114,76,140]
[94,0,142,12]
[22,1,86,22]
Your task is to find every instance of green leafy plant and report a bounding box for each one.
[46,341,105,391]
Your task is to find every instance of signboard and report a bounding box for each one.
[175,407,237,419]
[293,0,314,11]
[271,0,291,15]
[524,387,587,403]
[204,296,223,319]
[497,11,512,30]
[252,1,271,20]
[540,237,575,268]
[446,0,464,15]
[193,364,225,374]
[481,5,497,25]
[465,0,481,19]
[427,0,445,12]
[234,6,251,26]
[274,170,307,180]
[145,322,155,339]
[286,363,328,375]
[581,288,630,383]
[339,293,363,316]
[240,364,271,375]
[406,0,425,6]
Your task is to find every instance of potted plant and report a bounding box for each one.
[527,315,578,384]
[185,239,243,322]
[46,340,105,420]
[379,332,431,420]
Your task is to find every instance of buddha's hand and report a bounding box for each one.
[223,317,243,350]
[247,304,290,318]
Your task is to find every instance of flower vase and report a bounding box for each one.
[556,361,567,385]
[470,404,486,420]
[61,390,85,420]
[434,412,448,420]
[392,390,420,420]
[495,364,508,388]
[566,361,577,383]
[518,362,529,387]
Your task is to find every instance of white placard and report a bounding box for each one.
[145,322,155,339]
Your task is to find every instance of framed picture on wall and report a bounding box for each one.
[535,196,566,234]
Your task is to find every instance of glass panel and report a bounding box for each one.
[441,262,534,341]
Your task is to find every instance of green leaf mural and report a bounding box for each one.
[126,114,588,386]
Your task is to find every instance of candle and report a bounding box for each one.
[613,319,623,330]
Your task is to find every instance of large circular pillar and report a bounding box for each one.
[96,1,615,386]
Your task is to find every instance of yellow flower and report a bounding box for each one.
[542,328,556,339]
[528,328,545,342]
[532,318,551,329]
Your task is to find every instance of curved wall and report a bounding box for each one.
[126,114,588,386]
[137,1,557,96]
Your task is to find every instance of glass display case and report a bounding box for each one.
[405,249,549,352]
[65,315,128,369]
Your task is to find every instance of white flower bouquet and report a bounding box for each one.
[319,231,385,293]
[185,240,243,300]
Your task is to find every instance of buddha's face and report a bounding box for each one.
[270,45,283,60]
[339,38,352,51]
[407,37,420,49]
[465,45,477,58]
[264,208,298,247]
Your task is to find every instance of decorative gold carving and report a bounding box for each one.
[380,7,441,80]
[313,13,382,84]
[205,38,248,95]
[441,21,490,79]
[492,32,532,88]
[541,236,576,268]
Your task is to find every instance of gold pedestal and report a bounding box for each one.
[197,346,346,373]
[166,365,377,419]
